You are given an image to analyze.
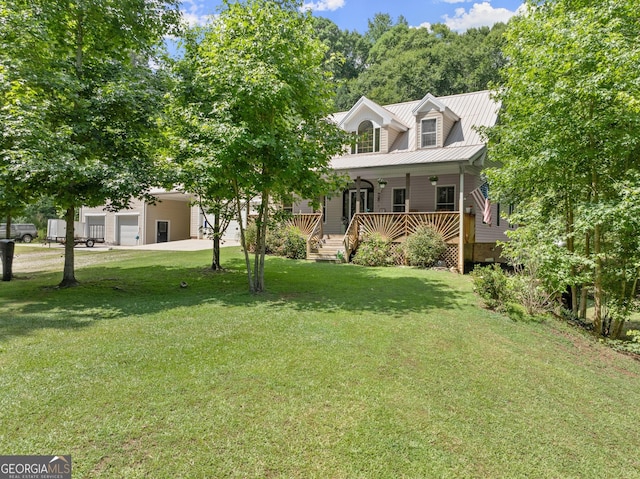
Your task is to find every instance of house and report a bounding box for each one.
[79,189,247,246]
[82,90,508,272]
[288,90,510,271]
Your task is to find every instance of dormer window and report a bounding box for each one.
[421,119,437,148]
[351,120,380,154]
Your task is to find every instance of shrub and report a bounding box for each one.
[265,224,286,255]
[470,264,510,310]
[609,330,640,356]
[281,226,307,259]
[244,222,257,252]
[403,226,446,267]
[352,233,393,267]
[243,222,306,259]
[508,267,553,316]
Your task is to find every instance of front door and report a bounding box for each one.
[349,190,368,221]
[157,221,168,243]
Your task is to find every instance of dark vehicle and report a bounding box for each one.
[0,223,38,243]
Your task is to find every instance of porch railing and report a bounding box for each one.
[343,212,467,261]
[285,213,323,257]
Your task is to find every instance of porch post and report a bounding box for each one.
[405,173,411,212]
[356,176,361,213]
[458,164,465,273]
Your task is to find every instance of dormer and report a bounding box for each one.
[412,93,460,149]
[339,96,409,154]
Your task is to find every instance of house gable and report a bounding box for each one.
[339,96,409,154]
[412,93,460,149]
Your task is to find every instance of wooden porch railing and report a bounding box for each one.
[342,212,473,262]
[285,213,323,257]
[343,214,360,261]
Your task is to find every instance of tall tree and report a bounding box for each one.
[1,0,180,287]
[485,0,640,337]
[333,21,507,110]
[176,0,348,293]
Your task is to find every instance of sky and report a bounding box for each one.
[180,0,524,33]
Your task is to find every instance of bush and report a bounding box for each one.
[352,233,393,267]
[244,222,307,259]
[281,226,307,259]
[403,226,446,267]
[244,222,257,252]
[265,224,286,255]
[470,264,510,310]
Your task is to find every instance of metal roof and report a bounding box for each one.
[331,90,499,167]
[330,144,486,170]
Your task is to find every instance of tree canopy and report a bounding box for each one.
[317,17,508,110]
[167,0,348,293]
[485,0,640,337]
[0,0,181,286]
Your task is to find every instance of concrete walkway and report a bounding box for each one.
[28,238,241,252]
[116,239,241,251]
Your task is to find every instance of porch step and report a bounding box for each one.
[307,236,342,262]
[307,252,344,263]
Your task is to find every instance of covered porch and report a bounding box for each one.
[290,163,483,271]
[286,210,476,272]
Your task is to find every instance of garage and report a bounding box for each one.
[117,215,139,246]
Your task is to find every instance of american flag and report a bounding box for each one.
[470,182,491,225]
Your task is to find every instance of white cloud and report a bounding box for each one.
[411,22,432,30]
[180,0,212,27]
[443,2,521,31]
[301,0,346,12]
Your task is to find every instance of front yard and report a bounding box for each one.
[1,246,639,478]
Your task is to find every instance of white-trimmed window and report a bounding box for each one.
[392,188,406,212]
[436,185,455,211]
[421,118,437,148]
[351,120,381,154]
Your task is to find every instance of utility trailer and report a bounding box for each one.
[47,219,105,247]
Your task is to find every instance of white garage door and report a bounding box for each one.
[118,216,139,246]
[222,220,241,243]
[86,216,105,240]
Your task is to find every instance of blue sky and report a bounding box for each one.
[181,0,524,33]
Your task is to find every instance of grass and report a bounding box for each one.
[1,245,640,478]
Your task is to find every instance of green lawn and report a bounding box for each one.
[1,246,640,478]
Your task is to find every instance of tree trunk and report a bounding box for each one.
[59,206,78,287]
[212,210,221,271]
[254,191,269,293]
[579,231,590,319]
[234,182,254,293]
[5,215,11,239]
[593,223,603,335]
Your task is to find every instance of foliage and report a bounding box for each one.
[0,0,181,286]
[180,0,349,292]
[508,266,554,317]
[608,330,640,356]
[485,0,640,337]
[403,225,446,268]
[244,221,258,253]
[352,233,394,267]
[282,227,307,260]
[333,22,507,110]
[470,264,510,311]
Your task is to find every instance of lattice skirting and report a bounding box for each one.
[442,244,459,269]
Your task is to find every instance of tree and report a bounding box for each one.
[175,0,348,293]
[333,21,507,110]
[1,0,181,287]
[0,11,47,238]
[485,0,640,337]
